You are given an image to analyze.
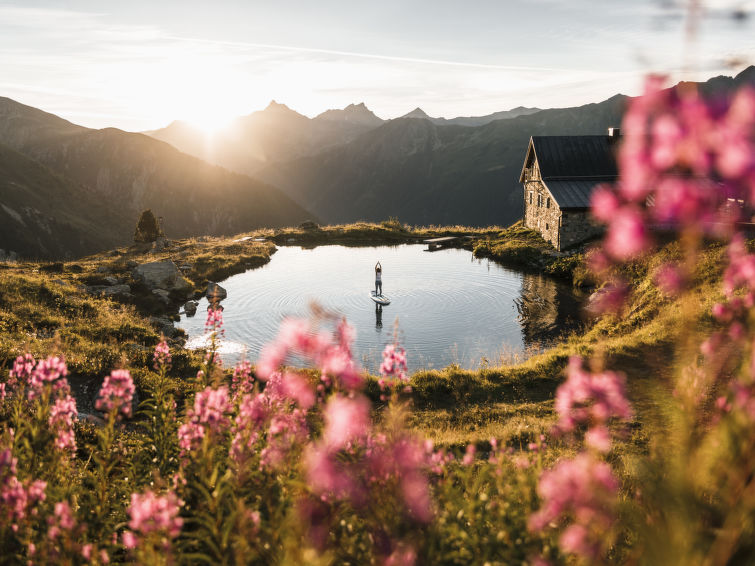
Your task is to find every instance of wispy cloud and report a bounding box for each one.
[0,2,752,130]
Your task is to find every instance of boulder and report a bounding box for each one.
[183,300,199,317]
[149,316,179,338]
[102,285,132,300]
[103,276,118,286]
[152,289,171,305]
[133,260,193,298]
[206,282,227,302]
[96,265,110,274]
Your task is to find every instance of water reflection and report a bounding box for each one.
[516,272,585,347]
[179,245,586,371]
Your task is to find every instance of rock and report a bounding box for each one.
[206,282,227,302]
[149,315,178,338]
[51,278,66,286]
[8,251,17,262]
[152,289,171,305]
[85,285,107,295]
[152,237,168,252]
[103,276,118,286]
[96,266,110,273]
[183,300,199,317]
[179,264,193,272]
[126,260,138,268]
[286,238,296,243]
[102,284,132,299]
[133,260,193,298]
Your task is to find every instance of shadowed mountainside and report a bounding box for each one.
[254,66,755,227]
[254,96,627,226]
[0,97,313,258]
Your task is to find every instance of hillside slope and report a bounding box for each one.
[255,96,627,226]
[0,97,314,257]
[0,142,121,258]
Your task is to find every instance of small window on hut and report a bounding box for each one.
[545,223,549,230]
[546,197,551,209]
[529,191,533,204]
[537,194,541,207]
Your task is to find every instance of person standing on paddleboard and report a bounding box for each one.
[375,261,382,296]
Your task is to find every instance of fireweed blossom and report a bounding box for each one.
[153,340,171,370]
[379,343,409,392]
[27,356,71,400]
[528,453,619,561]
[205,306,224,334]
[124,489,183,544]
[554,357,632,452]
[1,447,47,530]
[49,395,78,453]
[256,317,363,391]
[178,386,232,459]
[589,79,755,312]
[95,369,135,419]
[231,360,254,397]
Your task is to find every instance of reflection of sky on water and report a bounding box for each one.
[180,245,585,372]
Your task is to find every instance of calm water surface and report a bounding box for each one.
[179,245,585,372]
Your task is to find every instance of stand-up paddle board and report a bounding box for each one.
[370,291,391,305]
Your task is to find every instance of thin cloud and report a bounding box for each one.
[164,35,571,73]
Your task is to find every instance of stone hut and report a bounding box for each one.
[519,130,620,250]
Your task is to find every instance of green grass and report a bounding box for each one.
[2,224,727,457]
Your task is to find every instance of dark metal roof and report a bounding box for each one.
[530,135,619,180]
[542,179,606,209]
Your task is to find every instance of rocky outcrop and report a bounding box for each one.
[133,260,193,298]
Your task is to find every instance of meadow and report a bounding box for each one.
[2,78,755,566]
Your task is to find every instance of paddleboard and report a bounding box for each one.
[370,291,391,305]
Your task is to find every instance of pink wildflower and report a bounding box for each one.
[95,369,135,418]
[603,207,651,260]
[127,490,183,538]
[47,501,75,539]
[654,263,685,296]
[153,340,171,370]
[191,386,231,429]
[49,395,77,453]
[231,360,254,396]
[27,355,70,399]
[380,343,409,390]
[322,395,370,451]
[205,306,224,333]
[529,453,619,561]
[554,357,632,452]
[8,353,35,386]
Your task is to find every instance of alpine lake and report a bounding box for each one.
[179,244,587,373]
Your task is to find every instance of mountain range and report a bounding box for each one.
[0,97,311,259]
[1,66,754,259]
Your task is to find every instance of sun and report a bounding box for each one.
[184,107,236,135]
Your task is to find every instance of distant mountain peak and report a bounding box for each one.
[403,107,431,119]
[314,102,383,125]
[265,100,295,112]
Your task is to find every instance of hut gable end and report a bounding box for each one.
[519,133,620,250]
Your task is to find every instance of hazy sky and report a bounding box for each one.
[1,0,754,131]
